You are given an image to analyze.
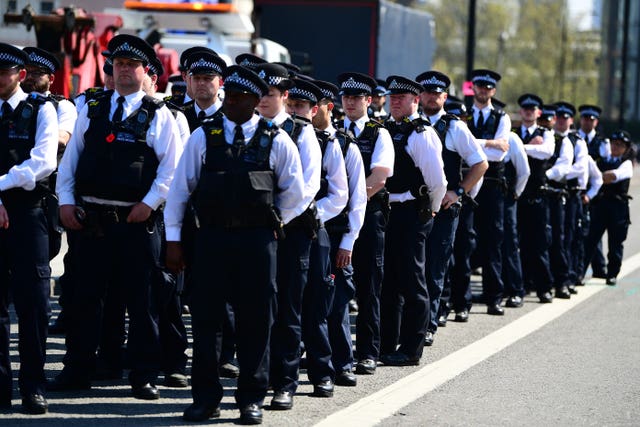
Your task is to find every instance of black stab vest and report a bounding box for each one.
[193,115,279,227]
[468,107,505,180]
[596,157,630,198]
[75,91,161,202]
[433,114,462,190]
[383,117,428,197]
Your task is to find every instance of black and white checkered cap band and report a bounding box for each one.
[111,42,150,63]
[556,106,573,115]
[189,57,223,74]
[520,96,540,106]
[256,70,285,87]
[239,58,261,67]
[420,76,447,88]
[0,52,25,66]
[27,52,55,72]
[319,88,334,99]
[340,77,371,92]
[472,74,497,85]
[581,108,599,117]
[289,87,317,103]
[388,79,419,93]
[224,71,263,96]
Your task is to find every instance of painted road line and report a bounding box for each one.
[315,252,640,427]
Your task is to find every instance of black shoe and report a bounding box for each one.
[183,402,220,421]
[505,296,523,308]
[538,292,553,303]
[239,403,263,425]
[454,310,469,322]
[313,380,334,397]
[575,278,585,286]
[219,362,240,378]
[568,285,578,295]
[47,371,91,391]
[380,351,420,367]
[555,286,571,299]
[348,299,359,313]
[606,277,617,286]
[487,304,505,315]
[354,359,376,375]
[437,314,448,327]
[335,370,357,386]
[21,394,47,415]
[592,271,607,279]
[132,383,159,400]
[164,372,188,388]
[424,331,434,346]
[269,390,293,410]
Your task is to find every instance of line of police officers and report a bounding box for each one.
[0,35,634,424]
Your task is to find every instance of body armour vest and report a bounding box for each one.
[337,119,381,176]
[468,108,505,180]
[518,126,552,199]
[384,117,428,197]
[0,93,51,208]
[596,157,630,198]
[321,129,354,234]
[586,133,607,161]
[193,116,279,227]
[182,101,221,132]
[75,90,161,202]
[433,114,462,190]
[280,115,309,148]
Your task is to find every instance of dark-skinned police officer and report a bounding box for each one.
[379,75,446,366]
[0,42,58,414]
[336,72,394,375]
[51,35,182,400]
[164,65,305,425]
[417,71,487,345]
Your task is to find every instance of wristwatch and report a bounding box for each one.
[455,186,465,198]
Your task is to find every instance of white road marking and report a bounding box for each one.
[315,252,640,427]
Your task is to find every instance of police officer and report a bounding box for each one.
[577,104,609,278]
[164,65,305,425]
[312,79,367,387]
[581,155,604,283]
[181,51,226,131]
[514,93,557,303]
[531,97,574,300]
[416,70,487,344]
[501,126,531,308]
[286,78,348,402]
[0,42,58,414]
[20,47,78,333]
[51,34,182,400]
[336,72,394,375]
[466,69,511,316]
[551,102,589,294]
[583,131,634,286]
[368,78,388,121]
[251,63,322,408]
[178,46,218,106]
[379,75,446,365]
[167,74,187,105]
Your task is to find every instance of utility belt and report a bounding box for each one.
[539,184,568,199]
[592,193,633,204]
[285,201,321,239]
[78,201,156,237]
[482,176,508,194]
[567,187,585,196]
[390,189,433,224]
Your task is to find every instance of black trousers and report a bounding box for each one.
[190,227,276,408]
[380,203,432,360]
[270,227,311,394]
[450,203,476,312]
[518,197,553,296]
[327,232,356,373]
[502,195,525,298]
[63,219,161,387]
[564,192,584,285]
[425,204,460,332]
[584,197,630,280]
[302,227,335,384]
[352,209,386,361]
[0,207,50,400]
[548,194,572,289]
[474,183,505,306]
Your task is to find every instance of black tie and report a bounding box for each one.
[233,125,245,151]
[112,96,125,122]
[198,110,206,121]
[476,110,484,128]
[348,121,357,137]
[1,102,13,119]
